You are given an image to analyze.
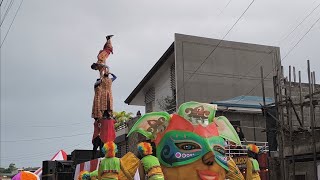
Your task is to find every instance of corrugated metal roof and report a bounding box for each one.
[211,96,274,109]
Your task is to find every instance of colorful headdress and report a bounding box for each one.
[137,142,153,156]
[102,141,118,158]
[78,171,90,180]
[247,144,259,154]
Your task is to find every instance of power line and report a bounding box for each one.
[0,0,23,48]
[176,0,255,96]
[0,122,86,128]
[1,0,10,16]
[1,142,92,161]
[217,0,232,17]
[234,14,320,104]
[0,0,5,7]
[279,1,320,44]
[0,0,14,27]
[282,14,320,61]
[234,1,320,88]
[0,131,92,142]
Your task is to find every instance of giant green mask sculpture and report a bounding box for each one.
[128,102,241,180]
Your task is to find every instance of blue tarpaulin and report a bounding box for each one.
[211,96,274,109]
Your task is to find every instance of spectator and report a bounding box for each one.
[136,110,141,117]
[236,126,247,142]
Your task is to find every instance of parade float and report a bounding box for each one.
[128,101,245,180]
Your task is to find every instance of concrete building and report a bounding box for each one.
[125,33,280,113]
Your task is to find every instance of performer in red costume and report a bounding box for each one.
[100,115,117,143]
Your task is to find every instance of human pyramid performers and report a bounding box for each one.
[91,36,117,159]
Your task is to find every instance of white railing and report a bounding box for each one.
[225,141,269,156]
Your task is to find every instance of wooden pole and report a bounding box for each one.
[311,72,315,93]
[278,65,286,180]
[299,71,304,127]
[293,66,296,83]
[289,66,295,179]
[261,66,266,106]
[307,60,317,179]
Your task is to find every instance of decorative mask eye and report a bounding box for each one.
[175,142,201,151]
[213,145,225,155]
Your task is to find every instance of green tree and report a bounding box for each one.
[8,163,17,172]
[0,167,5,173]
[113,111,133,129]
[0,163,17,173]
[157,96,176,113]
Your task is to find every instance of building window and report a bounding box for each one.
[146,101,154,113]
[145,87,155,113]
[170,63,176,92]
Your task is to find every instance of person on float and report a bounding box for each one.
[89,170,98,180]
[137,142,164,180]
[78,171,89,180]
[91,68,117,156]
[246,144,261,180]
[79,170,98,180]
[91,35,114,78]
[98,141,120,180]
[91,68,117,121]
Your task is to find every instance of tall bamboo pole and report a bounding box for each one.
[307,60,317,179]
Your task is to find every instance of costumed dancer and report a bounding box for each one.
[98,142,120,180]
[246,144,261,180]
[79,170,98,180]
[137,142,164,180]
[92,67,117,120]
[91,68,117,157]
[92,119,103,159]
[91,35,114,78]
[78,171,90,180]
[91,71,117,158]
[226,156,245,180]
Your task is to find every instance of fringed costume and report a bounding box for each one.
[137,142,164,180]
[98,142,120,180]
[246,144,261,180]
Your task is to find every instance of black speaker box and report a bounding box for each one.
[55,160,74,173]
[67,154,72,161]
[42,174,55,180]
[71,149,99,165]
[55,172,73,180]
[42,160,56,175]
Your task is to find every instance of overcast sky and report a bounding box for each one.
[1,0,320,168]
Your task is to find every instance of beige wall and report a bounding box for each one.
[175,33,280,106]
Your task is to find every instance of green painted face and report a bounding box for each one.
[156,131,228,170]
